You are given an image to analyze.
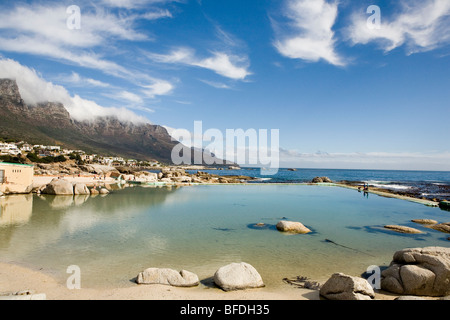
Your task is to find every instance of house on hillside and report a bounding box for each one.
[0,143,20,156]
[0,162,34,195]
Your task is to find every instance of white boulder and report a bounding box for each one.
[214,262,264,291]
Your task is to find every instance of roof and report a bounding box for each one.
[0,162,34,167]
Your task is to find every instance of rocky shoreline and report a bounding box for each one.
[333,180,443,207]
[0,163,256,197]
[335,179,450,203]
[2,162,448,210]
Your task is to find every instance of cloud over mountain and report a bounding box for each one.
[0,58,149,123]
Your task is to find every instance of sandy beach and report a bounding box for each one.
[0,262,407,300]
[0,262,319,300]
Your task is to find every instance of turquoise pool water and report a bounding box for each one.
[0,184,448,289]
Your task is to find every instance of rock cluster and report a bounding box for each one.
[34,164,255,186]
[39,178,109,196]
[136,262,264,292]
[311,177,333,183]
[156,168,255,185]
[316,247,450,300]
[381,247,450,297]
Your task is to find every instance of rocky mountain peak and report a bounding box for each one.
[0,78,178,163]
[0,78,23,104]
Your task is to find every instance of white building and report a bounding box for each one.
[0,143,20,155]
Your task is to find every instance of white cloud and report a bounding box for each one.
[60,72,111,88]
[0,4,142,78]
[199,79,232,89]
[273,0,345,66]
[109,91,144,104]
[0,58,149,124]
[148,47,251,80]
[140,9,173,20]
[142,80,175,98]
[347,0,450,54]
[101,0,179,10]
[0,3,175,94]
[279,149,450,171]
[0,5,147,47]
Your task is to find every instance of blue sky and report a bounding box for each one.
[0,0,449,170]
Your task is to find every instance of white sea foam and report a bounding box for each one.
[369,183,412,190]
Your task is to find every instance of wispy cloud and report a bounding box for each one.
[109,91,144,104]
[0,3,175,98]
[347,0,450,54]
[141,80,175,98]
[147,47,251,80]
[59,72,111,88]
[199,79,232,89]
[101,0,180,10]
[273,0,345,66]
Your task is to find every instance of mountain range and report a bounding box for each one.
[0,78,220,164]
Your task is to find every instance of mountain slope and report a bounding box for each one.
[0,79,180,163]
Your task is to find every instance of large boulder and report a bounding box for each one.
[99,188,110,195]
[131,171,158,183]
[73,183,90,195]
[381,247,450,297]
[136,268,199,287]
[41,179,74,195]
[214,262,265,291]
[319,273,375,300]
[311,177,332,183]
[276,221,311,234]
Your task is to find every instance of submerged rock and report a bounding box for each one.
[319,273,375,300]
[136,268,199,287]
[384,225,424,234]
[426,223,450,234]
[276,221,311,234]
[412,219,438,225]
[381,247,450,297]
[214,262,264,291]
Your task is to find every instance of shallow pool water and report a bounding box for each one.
[0,184,448,289]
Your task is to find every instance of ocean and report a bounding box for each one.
[187,168,450,200]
